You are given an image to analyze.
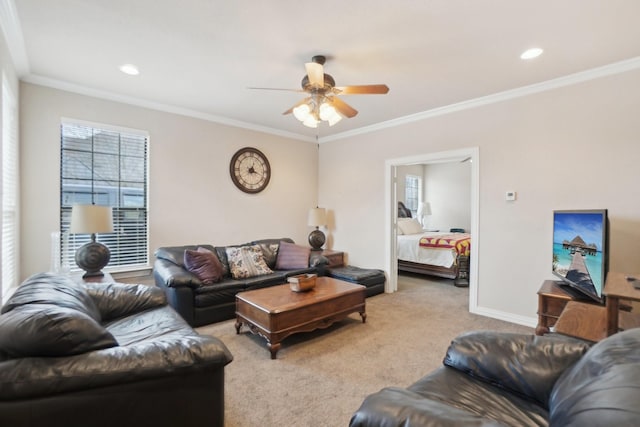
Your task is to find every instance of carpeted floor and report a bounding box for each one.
[196,273,533,427]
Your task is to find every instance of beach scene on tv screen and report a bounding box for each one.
[552,212,604,296]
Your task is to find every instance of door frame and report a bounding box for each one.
[384,147,480,312]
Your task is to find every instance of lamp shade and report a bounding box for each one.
[417,202,432,217]
[308,207,327,227]
[69,204,114,234]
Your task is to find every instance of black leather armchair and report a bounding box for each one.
[0,273,233,427]
[350,329,640,426]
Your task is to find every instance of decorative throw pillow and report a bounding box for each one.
[184,247,224,285]
[225,245,273,279]
[398,218,424,235]
[275,241,311,270]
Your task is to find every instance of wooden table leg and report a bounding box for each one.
[267,342,281,360]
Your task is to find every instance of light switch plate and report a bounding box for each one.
[505,191,517,201]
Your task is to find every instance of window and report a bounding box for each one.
[60,122,149,271]
[404,175,420,217]
[2,76,19,301]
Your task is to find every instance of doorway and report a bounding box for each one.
[384,147,479,312]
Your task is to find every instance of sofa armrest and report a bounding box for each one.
[0,331,232,400]
[350,387,495,427]
[84,283,167,322]
[309,253,329,267]
[153,258,202,289]
[443,331,591,406]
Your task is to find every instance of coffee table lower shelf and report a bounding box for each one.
[235,277,366,359]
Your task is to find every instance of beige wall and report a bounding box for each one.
[424,162,471,232]
[319,69,640,325]
[19,83,319,279]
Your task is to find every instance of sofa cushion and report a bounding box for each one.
[84,282,167,322]
[225,245,273,279]
[549,328,640,425]
[275,241,311,269]
[0,303,118,357]
[443,331,591,406]
[2,272,102,322]
[184,247,224,285]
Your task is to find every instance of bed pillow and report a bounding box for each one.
[275,241,311,269]
[398,218,424,235]
[225,245,274,279]
[184,247,225,284]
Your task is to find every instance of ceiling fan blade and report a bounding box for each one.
[247,87,304,92]
[331,97,358,118]
[305,62,324,88]
[282,98,309,115]
[334,84,389,95]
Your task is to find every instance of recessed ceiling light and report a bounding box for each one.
[520,48,543,60]
[119,64,140,75]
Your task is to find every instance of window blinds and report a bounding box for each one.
[60,122,149,271]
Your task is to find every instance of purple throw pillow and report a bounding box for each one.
[184,247,224,285]
[275,241,311,270]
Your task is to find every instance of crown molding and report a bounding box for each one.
[0,0,29,75]
[320,56,640,143]
[22,73,315,143]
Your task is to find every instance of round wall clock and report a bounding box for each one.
[229,147,271,193]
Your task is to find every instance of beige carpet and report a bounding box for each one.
[197,274,533,427]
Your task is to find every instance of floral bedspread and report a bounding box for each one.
[419,233,471,257]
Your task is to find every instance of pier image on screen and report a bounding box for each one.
[552,210,606,301]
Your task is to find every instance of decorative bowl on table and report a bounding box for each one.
[288,273,317,292]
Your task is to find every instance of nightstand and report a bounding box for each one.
[321,250,344,268]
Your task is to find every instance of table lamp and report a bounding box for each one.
[307,207,327,251]
[69,204,114,277]
[417,202,432,227]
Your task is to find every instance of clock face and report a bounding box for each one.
[229,147,271,193]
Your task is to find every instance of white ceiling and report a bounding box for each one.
[5,0,640,141]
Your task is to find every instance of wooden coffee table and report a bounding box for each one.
[235,276,366,359]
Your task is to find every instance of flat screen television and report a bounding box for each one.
[552,209,609,304]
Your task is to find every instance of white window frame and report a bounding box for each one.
[60,119,150,273]
[404,174,421,217]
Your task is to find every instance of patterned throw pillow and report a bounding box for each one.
[225,245,274,279]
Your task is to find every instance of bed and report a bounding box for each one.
[396,205,470,285]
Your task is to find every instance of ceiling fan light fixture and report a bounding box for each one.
[293,103,311,121]
[302,115,319,128]
[318,102,336,121]
[328,112,343,126]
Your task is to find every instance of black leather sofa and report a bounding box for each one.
[350,329,640,426]
[0,273,233,427]
[153,238,330,327]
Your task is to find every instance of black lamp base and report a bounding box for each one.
[75,240,110,278]
[308,228,326,251]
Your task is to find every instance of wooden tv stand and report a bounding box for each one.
[535,280,600,336]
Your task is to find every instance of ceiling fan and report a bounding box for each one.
[250,55,389,128]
